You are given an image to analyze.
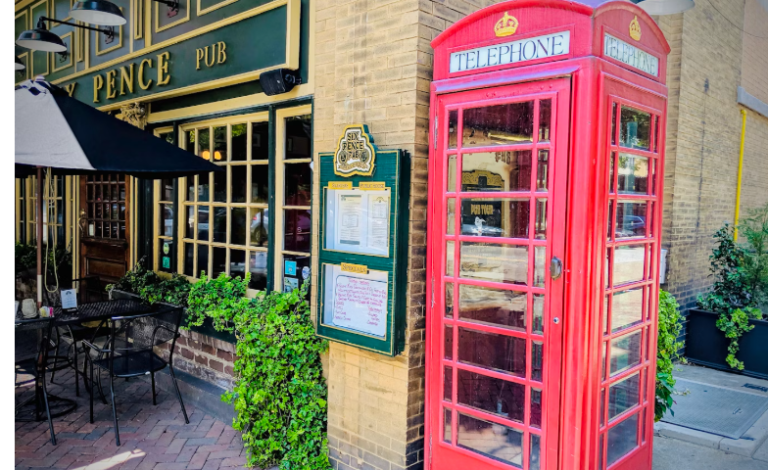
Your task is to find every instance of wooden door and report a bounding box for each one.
[427,78,571,470]
[79,173,130,292]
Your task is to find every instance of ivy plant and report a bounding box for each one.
[715,308,755,370]
[655,290,683,422]
[697,224,752,315]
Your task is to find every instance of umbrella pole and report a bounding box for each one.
[36,167,43,308]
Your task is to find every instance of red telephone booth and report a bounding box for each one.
[425,1,669,470]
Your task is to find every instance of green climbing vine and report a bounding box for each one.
[655,290,683,422]
[715,308,755,370]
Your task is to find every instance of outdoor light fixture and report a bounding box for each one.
[69,0,126,26]
[631,0,695,15]
[17,16,116,54]
[15,56,26,71]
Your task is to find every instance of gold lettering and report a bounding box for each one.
[138,58,153,90]
[204,45,214,67]
[119,63,134,95]
[217,41,226,64]
[93,75,103,103]
[106,70,117,99]
[157,52,170,86]
[196,48,204,70]
[65,83,77,97]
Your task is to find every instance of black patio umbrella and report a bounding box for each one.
[15,78,221,306]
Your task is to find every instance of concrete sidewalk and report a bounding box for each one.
[652,364,768,470]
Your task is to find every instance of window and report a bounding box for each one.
[84,173,127,240]
[19,175,69,246]
[154,128,176,273]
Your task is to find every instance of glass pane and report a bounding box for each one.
[185,176,194,201]
[183,243,194,276]
[448,155,456,192]
[532,341,543,381]
[213,207,227,243]
[611,289,643,333]
[463,101,534,147]
[212,247,226,278]
[250,208,268,247]
[457,413,523,467]
[158,240,172,273]
[447,199,455,235]
[612,245,645,286]
[537,150,549,191]
[230,249,246,280]
[445,325,453,359]
[535,199,547,239]
[462,151,532,192]
[104,203,110,220]
[538,99,551,142]
[530,434,541,470]
[282,253,311,292]
[251,165,269,203]
[619,107,650,151]
[446,241,454,277]
[458,327,526,377]
[231,166,247,203]
[87,184,93,201]
[611,102,617,145]
[231,124,247,161]
[460,198,528,238]
[283,209,311,252]
[533,294,544,334]
[285,163,311,206]
[609,153,616,193]
[119,204,126,221]
[230,208,246,246]
[607,414,639,466]
[617,154,649,194]
[197,206,210,240]
[444,366,452,401]
[249,251,268,290]
[460,242,527,285]
[161,178,173,201]
[251,122,269,160]
[213,168,227,202]
[198,128,210,160]
[444,409,452,443]
[95,184,102,201]
[534,246,546,288]
[445,283,454,318]
[197,244,209,278]
[198,174,210,202]
[185,130,195,152]
[185,206,195,239]
[607,201,614,240]
[285,115,311,159]
[609,329,642,377]
[616,202,647,238]
[608,373,640,421]
[448,110,458,149]
[459,284,526,331]
[457,369,524,422]
[654,117,660,153]
[531,388,542,428]
[160,204,173,237]
[111,203,119,220]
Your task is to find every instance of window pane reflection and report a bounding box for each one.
[457,369,525,422]
[608,373,640,421]
[251,165,269,203]
[285,115,311,159]
[458,327,526,377]
[213,207,226,243]
[249,251,268,290]
[530,434,541,470]
[538,99,551,142]
[231,166,247,203]
[230,249,246,280]
[612,245,645,286]
[617,154,649,194]
[462,151,532,192]
[615,202,647,238]
[231,124,247,161]
[611,288,643,333]
[212,246,226,278]
[531,388,542,428]
[609,329,642,377]
[459,284,526,331]
[607,413,639,466]
[251,122,269,160]
[619,107,650,150]
[448,110,458,149]
[230,208,246,246]
[284,163,311,206]
[250,208,268,247]
[457,413,523,467]
[460,198,529,238]
[459,242,528,285]
[463,101,534,147]
[284,209,311,252]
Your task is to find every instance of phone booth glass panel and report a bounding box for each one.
[426,2,670,470]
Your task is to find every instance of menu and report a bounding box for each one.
[325,188,390,256]
[323,264,388,338]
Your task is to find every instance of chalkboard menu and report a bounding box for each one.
[315,125,409,356]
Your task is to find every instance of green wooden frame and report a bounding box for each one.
[316,132,409,356]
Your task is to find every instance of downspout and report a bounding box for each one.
[734,109,747,241]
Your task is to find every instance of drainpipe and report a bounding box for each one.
[734,109,747,241]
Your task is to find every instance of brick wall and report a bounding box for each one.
[156,330,236,390]
[312,0,499,468]
[741,0,768,105]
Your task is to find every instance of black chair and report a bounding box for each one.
[83,306,189,446]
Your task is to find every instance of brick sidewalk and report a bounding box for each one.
[15,363,250,470]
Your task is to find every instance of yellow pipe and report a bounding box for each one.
[734,109,747,241]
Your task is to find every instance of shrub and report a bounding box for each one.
[656,290,683,422]
[716,308,755,370]
[740,204,768,311]
[697,224,751,315]
[107,259,192,308]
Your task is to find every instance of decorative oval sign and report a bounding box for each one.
[334,125,377,177]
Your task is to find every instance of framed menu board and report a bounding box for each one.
[315,125,409,356]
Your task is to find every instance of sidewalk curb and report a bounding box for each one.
[655,410,768,458]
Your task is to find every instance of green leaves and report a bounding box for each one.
[716,308,755,370]
[655,290,683,422]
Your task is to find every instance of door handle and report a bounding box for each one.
[550,257,563,280]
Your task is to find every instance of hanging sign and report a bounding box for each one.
[316,126,409,356]
[449,30,570,74]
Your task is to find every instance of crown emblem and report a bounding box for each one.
[629,16,642,41]
[494,12,518,37]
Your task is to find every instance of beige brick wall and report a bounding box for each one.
[741,0,768,104]
[312,0,500,468]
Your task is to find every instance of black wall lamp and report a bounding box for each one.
[17,16,116,56]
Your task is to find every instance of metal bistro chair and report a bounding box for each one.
[83,305,189,446]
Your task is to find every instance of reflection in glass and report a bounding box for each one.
[446,241,455,277]
[251,165,269,203]
[462,151,533,192]
[611,102,617,145]
[447,199,455,235]
[231,124,247,161]
[618,154,649,194]
[448,155,456,192]
[213,207,227,243]
[534,246,546,288]
[457,369,524,422]
[282,254,311,292]
[607,413,639,466]
[197,206,210,240]
[532,341,543,381]
[161,178,173,201]
[213,126,226,162]
[460,198,529,238]
[533,294,544,334]
[448,110,458,149]
[285,163,311,206]
[213,169,227,202]
[538,99,551,142]
[185,129,195,153]
[445,283,454,318]
[463,101,534,147]
[609,153,616,193]
[231,166,247,203]
[612,245,645,285]
[158,240,173,273]
[184,243,194,277]
[230,249,246,280]
[616,202,647,238]
[285,115,312,159]
[445,325,453,359]
[212,247,226,278]
[608,373,640,421]
[444,366,453,401]
[250,208,268,247]
[249,251,268,290]
[186,176,195,201]
[531,388,542,428]
[444,408,452,443]
[197,244,209,278]
[198,128,210,158]
[530,433,541,470]
[607,201,614,240]
[230,208,246,246]
[619,106,651,150]
[458,327,526,376]
[284,209,311,252]
[459,284,526,331]
[160,204,173,237]
[198,174,210,202]
[609,329,642,377]
[457,413,523,466]
[459,242,527,285]
[537,150,549,191]
[535,199,547,239]
[185,206,195,239]
[611,288,643,333]
[252,122,269,160]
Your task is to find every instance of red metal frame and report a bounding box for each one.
[427,2,670,470]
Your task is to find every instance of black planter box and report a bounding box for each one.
[686,308,768,380]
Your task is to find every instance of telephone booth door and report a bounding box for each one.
[428,78,570,470]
